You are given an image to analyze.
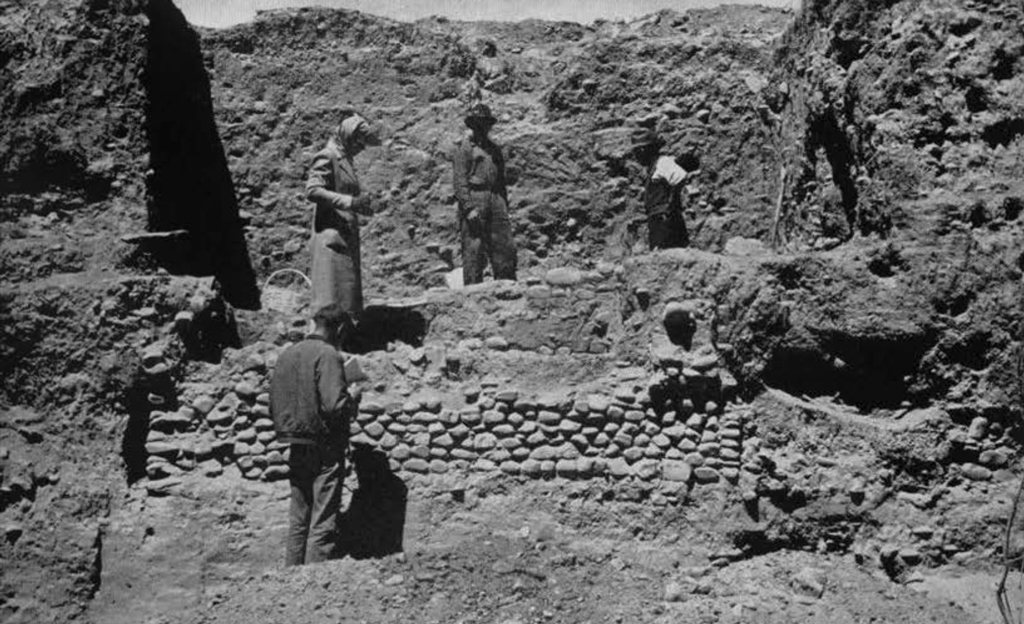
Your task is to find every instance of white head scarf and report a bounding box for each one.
[337,114,380,153]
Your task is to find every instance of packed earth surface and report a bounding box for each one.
[2,0,1024,622]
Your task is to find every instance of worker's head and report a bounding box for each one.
[335,110,381,157]
[629,128,663,166]
[312,303,356,346]
[464,103,496,139]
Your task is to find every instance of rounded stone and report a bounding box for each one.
[499,461,520,475]
[404,458,429,473]
[694,467,720,484]
[520,459,542,478]
[474,433,498,450]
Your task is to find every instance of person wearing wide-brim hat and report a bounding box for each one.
[630,127,691,250]
[305,108,382,328]
[451,103,516,285]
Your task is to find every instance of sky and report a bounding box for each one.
[172,0,797,28]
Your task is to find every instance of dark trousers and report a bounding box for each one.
[462,190,516,285]
[286,443,343,566]
[648,212,689,249]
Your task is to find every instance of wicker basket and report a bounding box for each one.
[261,268,312,316]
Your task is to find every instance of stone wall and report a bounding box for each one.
[141,330,756,501]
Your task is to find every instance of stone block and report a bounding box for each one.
[684,452,704,466]
[530,446,557,461]
[698,442,720,456]
[962,463,992,481]
[694,467,720,484]
[149,410,193,432]
[513,398,536,412]
[663,456,696,481]
[483,410,505,426]
[623,448,644,463]
[234,381,260,400]
[979,448,1011,468]
[493,424,516,436]
[538,410,562,426]
[496,389,519,403]
[500,437,523,450]
[484,336,509,350]
[556,443,581,459]
[641,445,662,459]
[624,410,645,423]
[499,461,520,475]
[412,411,437,425]
[634,459,660,481]
[261,465,287,481]
[968,417,988,440]
[460,409,482,426]
[538,460,556,477]
[404,458,429,473]
[587,395,611,414]
[559,420,582,434]
[520,459,542,478]
[556,459,579,479]
[192,395,217,415]
[474,433,498,450]
[720,448,741,462]
[361,401,385,415]
[485,448,512,463]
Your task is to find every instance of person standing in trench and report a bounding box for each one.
[270,303,360,566]
[306,109,381,322]
[630,128,691,250]
[451,103,517,285]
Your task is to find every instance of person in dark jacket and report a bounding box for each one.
[270,303,360,566]
[631,128,690,250]
[306,109,381,319]
[451,103,516,285]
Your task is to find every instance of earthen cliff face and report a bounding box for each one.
[1,0,1023,622]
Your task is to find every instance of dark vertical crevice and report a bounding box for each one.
[142,0,259,309]
[121,371,176,484]
[87,529,103,600]
[807,111,859,234]
[121,383,152,484]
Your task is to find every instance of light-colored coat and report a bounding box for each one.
[306,137,363,315]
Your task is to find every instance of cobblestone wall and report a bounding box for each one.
[140,337,764,500]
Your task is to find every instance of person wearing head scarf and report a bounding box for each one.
[306,109,381,320]
[451,102,516,285]
[630,128,691,250]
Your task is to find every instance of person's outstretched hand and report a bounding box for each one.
[351,195,373,216]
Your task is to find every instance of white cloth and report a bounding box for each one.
[652,155,687,187]
[340,115,368,151]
